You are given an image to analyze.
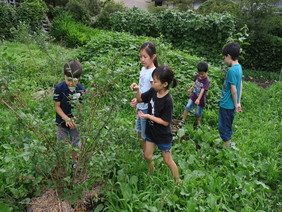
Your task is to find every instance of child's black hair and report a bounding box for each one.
[197,61,208,72]
[222,42,241,61]
[140,41,158,67]
[64,60,82,78]
[152,65,178,89]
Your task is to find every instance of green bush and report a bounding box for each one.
[93,0,126,28]
[17,0,48,30]
[242,33,282,73]
[197,0,239,15]
[157,10,235,63]
[0,3,18,39]
[65,0,91,25]
[50,12,96,47]
[109,8,160,37]
[101,8,235,63]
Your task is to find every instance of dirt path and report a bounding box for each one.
[113,0,151,10]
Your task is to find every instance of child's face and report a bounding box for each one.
[65,76,79,90]
[224,54,232,66]
[198,71,207,79]
[140,49,155,69]
[152,75,168,92]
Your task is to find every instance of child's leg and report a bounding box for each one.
[162,151,179,181]
[182,110,189,121]
[138,132,146,151]
[56,126,69,142]
[196,105,204,126]
[197,116,202,125]
[182,99,194,122]
[136,115,146,151]
[144,141,156,173]
[218,107,235,148]
[225,140,231,148]
[70,128,81,148]
[139,109,148,151]
[70,129,80,161]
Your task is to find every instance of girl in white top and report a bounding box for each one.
[130,41,158,151]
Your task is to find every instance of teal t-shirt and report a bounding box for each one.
[219,64,243,109]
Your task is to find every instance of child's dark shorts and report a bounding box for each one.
[146,137,172,152]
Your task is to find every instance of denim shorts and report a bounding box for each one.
[146,137,172,152]
[56,126,81,148]
[218,107,235,142]
[135,108,148,139]
[185,99,204,117]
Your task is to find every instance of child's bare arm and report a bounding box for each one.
[130,83,143,102]
[195,88,205,105]
[138,111,169,126]
[188,84,195,94]
[231,84,242,112]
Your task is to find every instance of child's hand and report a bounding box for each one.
[65,118,76,129]
[236,104,242,112]
[130,98,137,107]
[195,99,200,105]
[187,89,192,94]
[130,83,139,91]
[138,110,148,119]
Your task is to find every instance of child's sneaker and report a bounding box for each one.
[178,120,185,128]
[230,142,239,150]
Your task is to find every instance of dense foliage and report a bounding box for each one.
[197,0,282,72]
[17,0,48,30]
[92,0,126,28]
[198,0,239,15]
[96,8,236,63]
[0,0,47,39]
[0,28,281,210]
[50,12,96,47]
[241,33,282,72]
[0,3,17,39]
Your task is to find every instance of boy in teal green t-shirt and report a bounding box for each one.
[219,42,243,148]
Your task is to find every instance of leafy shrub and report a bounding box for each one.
[197,0,239,15]
[109,8,160,37]
[101,8,235,63]
[93,0,126,28]
[241,33,282,73]
[16,0,48,30]
[157,10,235,63]
[48,5,66,20]
[50,12,96,47]
[0,3,18,39]
[65,0,91,25]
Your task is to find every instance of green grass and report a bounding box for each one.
[244,69,281,81]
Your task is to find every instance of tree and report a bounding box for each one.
[235,0,280,35]
[197,0,238,15]
[198,0,281,35]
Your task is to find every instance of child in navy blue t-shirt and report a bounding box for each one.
[53,60,85,149]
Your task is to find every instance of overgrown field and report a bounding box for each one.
[0,35,281,211]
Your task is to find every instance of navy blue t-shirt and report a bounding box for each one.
[141,88,173,144]
[53,81,85,128]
